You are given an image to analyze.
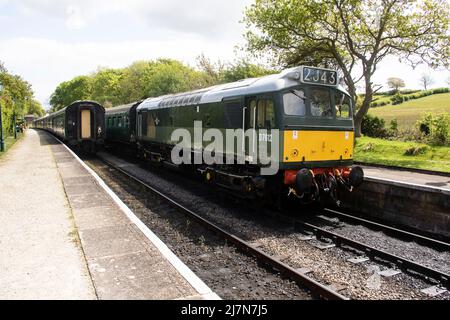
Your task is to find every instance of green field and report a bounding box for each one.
[369,92,450,129]
[355,136,450,172]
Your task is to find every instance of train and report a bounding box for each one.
[33,100,105,153]
[104,66,364,206]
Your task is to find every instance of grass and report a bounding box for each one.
[369,92,450,129]
[354,136,450,173]
[0,132,24,158]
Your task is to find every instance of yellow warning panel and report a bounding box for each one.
[81,109,91,139]
[283,130,354,162]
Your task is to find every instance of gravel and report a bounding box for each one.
[85,158,311,300]
[90,151,450,300]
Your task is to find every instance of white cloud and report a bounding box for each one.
[65,4,86,30]
[5,0,251,36]
[0,37,241,108]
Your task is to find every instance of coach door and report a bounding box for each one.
[244,97,257,163]
[81,109,91,139]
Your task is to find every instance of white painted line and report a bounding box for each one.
[52,135,220,300]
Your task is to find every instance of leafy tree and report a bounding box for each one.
[90,68,122,108]
[221,58,277,82]
[419,73,434,90]
[196,54,225,85]
[0,63,44,134]
[244,0,450,136]
[49,76,92,111]
[387,77,405,92]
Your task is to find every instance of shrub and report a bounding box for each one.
[429,113,450,146]
[361,114,388,138]
[390,119,398,132]
[416,113,449,146]
[390,92,404,105]
[404,146,428,156]
[417,113,433,135]
[432,87,449,94]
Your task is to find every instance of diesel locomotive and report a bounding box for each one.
[34,100,105,153]
[105,66,364,205]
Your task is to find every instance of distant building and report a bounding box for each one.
[24,115,36,127]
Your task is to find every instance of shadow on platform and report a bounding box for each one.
[33,129,58,146]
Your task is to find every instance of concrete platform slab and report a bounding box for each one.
[0,130,95,300]
[0,129,218,300]
[46,130,218,300]
[361,165,450,192]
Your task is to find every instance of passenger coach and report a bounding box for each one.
[34,100,105,153]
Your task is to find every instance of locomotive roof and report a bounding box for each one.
[137,66,348,111]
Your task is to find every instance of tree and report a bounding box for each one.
[419,73,434,90]
[387,77,405,92]
[0,65,43,133]
[49,76,92,111]
[221,58,277,82]
[244,0,450,136]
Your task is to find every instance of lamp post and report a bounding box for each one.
[0,82,4,152]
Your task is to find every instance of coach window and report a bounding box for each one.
[335,91,351,119]
[283,90,306,116]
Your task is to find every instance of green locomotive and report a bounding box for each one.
[105,66,363,205]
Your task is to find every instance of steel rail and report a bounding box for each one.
[98,157,348,301]
[320,208,450,252]
[293,218,450,289]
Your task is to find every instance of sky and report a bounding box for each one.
[0,0,448,110]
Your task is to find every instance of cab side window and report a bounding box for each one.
[335,92,351,119]
[257,99,275,129]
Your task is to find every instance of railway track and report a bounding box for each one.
[319,208,450,252]
[97,157,348,300]
[289,216,450,289]
[89,151,450,298]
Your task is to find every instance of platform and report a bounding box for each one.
[0,129,219,300]
[361,165,450,193]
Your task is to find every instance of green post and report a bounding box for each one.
[0,83,4,152]
[13,112,17,139]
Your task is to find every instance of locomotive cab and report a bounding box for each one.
[275,67,363,204]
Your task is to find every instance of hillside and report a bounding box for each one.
[368,92,450,129]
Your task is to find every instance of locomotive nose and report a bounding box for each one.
[296,168,314,194]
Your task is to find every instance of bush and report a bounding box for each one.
[390,93,404,105]
[430,113,450,145]
[390,119,398,132]
[404,145,428,156]
[417,113,433,135]
[432,87,449,94]
[362,114,388,138]
[416,113,449,146]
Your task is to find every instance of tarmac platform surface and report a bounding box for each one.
[0,130,218,300]
[361,165,450,192]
